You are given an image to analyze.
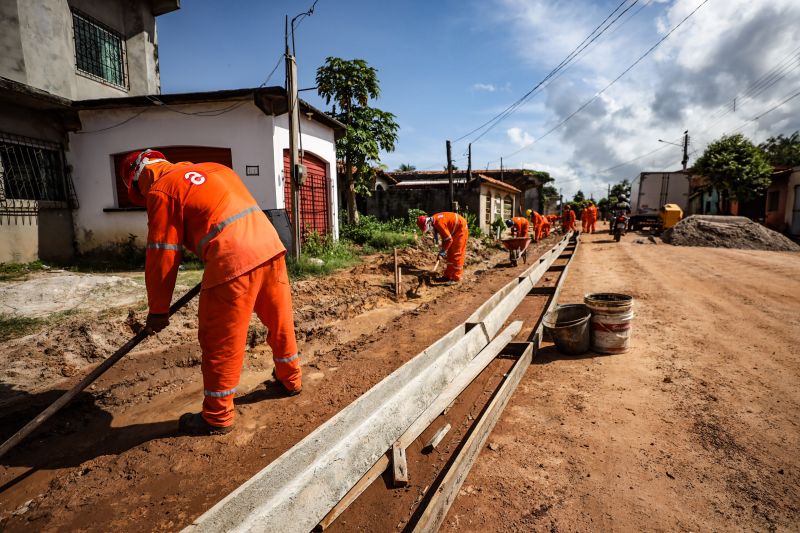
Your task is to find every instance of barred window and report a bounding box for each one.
[0,133,72,206]
[72,10,127,89]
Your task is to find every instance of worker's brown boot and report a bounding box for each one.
[178,413,234,435]
[434,276,456,286]
[271,368,302,396]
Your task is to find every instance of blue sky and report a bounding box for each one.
[158,0,800,199]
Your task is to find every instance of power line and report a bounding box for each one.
[452,0,637,145]
[500,0,713,164]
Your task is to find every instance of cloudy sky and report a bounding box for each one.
[158,0,800,199]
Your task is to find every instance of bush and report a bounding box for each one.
[339,212,416,250]
[287,230,361,279]
[461,211,482,237]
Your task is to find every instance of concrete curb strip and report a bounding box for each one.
[183,236,571,533]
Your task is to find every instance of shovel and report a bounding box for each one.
[0,283,202,459]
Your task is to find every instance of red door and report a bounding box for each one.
[283,150,331,240]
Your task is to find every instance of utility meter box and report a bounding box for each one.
[295,163,307,186]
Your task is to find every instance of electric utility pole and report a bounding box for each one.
[500,157,504,181]
[446,140,454,210]
[286,16,303,261]
[681,130,689,172]
[467,143,472,181]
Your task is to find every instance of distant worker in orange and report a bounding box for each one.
[505,216,530,238]
[586,201,598,233]
[121,149,302,436]
[527,209,548,242]
[562,205,577,232]
[580,205,590,233]
[417,212,468,284]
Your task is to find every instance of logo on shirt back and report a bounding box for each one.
[184,171,206,185]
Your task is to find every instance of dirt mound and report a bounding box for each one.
[662,215,800,251]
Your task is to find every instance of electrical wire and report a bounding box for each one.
[453,0,637,145]
[499,0,713,164]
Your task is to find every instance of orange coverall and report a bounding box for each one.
[432,212,469,282]
[588,205,598,233]
[509,216,530,238]
[143,161,301,427]
[531,211,545,241]
[562,209,577,232]
[580,208,590,232]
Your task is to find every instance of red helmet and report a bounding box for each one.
[416,215,429,232]
[120,149,166,206]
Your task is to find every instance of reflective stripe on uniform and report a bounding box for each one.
[274,353,299,364]
[197,205,261,253]
[146,242,182,251]
[204,387,236,398]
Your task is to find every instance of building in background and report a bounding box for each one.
[0,1,344,263]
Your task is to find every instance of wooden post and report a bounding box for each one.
[397,267,402,298]
[394,247,399,297]
[392,443,408,487]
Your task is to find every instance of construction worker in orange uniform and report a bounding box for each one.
[527,209,548,241]
[417,212,468,284]
[505,216,530,238]
[120,149,302,436]
[587,201,598,233]
[562,206,576,232]
[580,205,590,233]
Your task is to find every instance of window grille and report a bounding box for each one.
[503,195,513,219]
[72,10,127,89]
[0,133,75,208]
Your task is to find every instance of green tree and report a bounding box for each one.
[397,163,416,171]
[572,190,585,203]
[694,134,772,213]
[759,131,800,167]
[317,57,399,224]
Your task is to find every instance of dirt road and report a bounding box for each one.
[444,230,800,532]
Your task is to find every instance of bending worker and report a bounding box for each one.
[505,216,530,238]
[417,212,468,284]
[527,209,549,241]
[120,149,302,436]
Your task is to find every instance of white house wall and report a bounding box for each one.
[272,113,339,239]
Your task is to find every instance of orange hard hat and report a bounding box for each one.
[416,215,429,232]
[120,148,166,206]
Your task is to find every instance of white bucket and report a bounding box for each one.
[584,293,634,354]
[589,310,634,354]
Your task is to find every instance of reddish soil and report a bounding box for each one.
[0,235,559,531]
[443,226,800,532]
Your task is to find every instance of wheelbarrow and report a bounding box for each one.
[501,237,531,266]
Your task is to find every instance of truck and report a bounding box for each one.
[628,171,690,231]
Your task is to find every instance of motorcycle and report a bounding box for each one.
[612,213,628,242]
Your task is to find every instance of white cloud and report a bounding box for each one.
[507,127,534,148]
[472,83,497,92]
[478,0,800,198]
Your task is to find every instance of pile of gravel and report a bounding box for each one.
[661,215,800,251]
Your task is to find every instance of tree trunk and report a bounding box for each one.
[346,154,359,225]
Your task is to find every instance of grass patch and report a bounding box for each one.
[287,232,360,279]
[0,260,47,281]
[0,314,46,341]
[339,213,419,251]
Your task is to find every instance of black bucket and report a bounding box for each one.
[542,304,591,355]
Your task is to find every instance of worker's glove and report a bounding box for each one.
[437,250,447,258]
[145,313,170,334]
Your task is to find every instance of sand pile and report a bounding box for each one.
[662,215,800,251]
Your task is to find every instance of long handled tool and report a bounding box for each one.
[0,283,202,459]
